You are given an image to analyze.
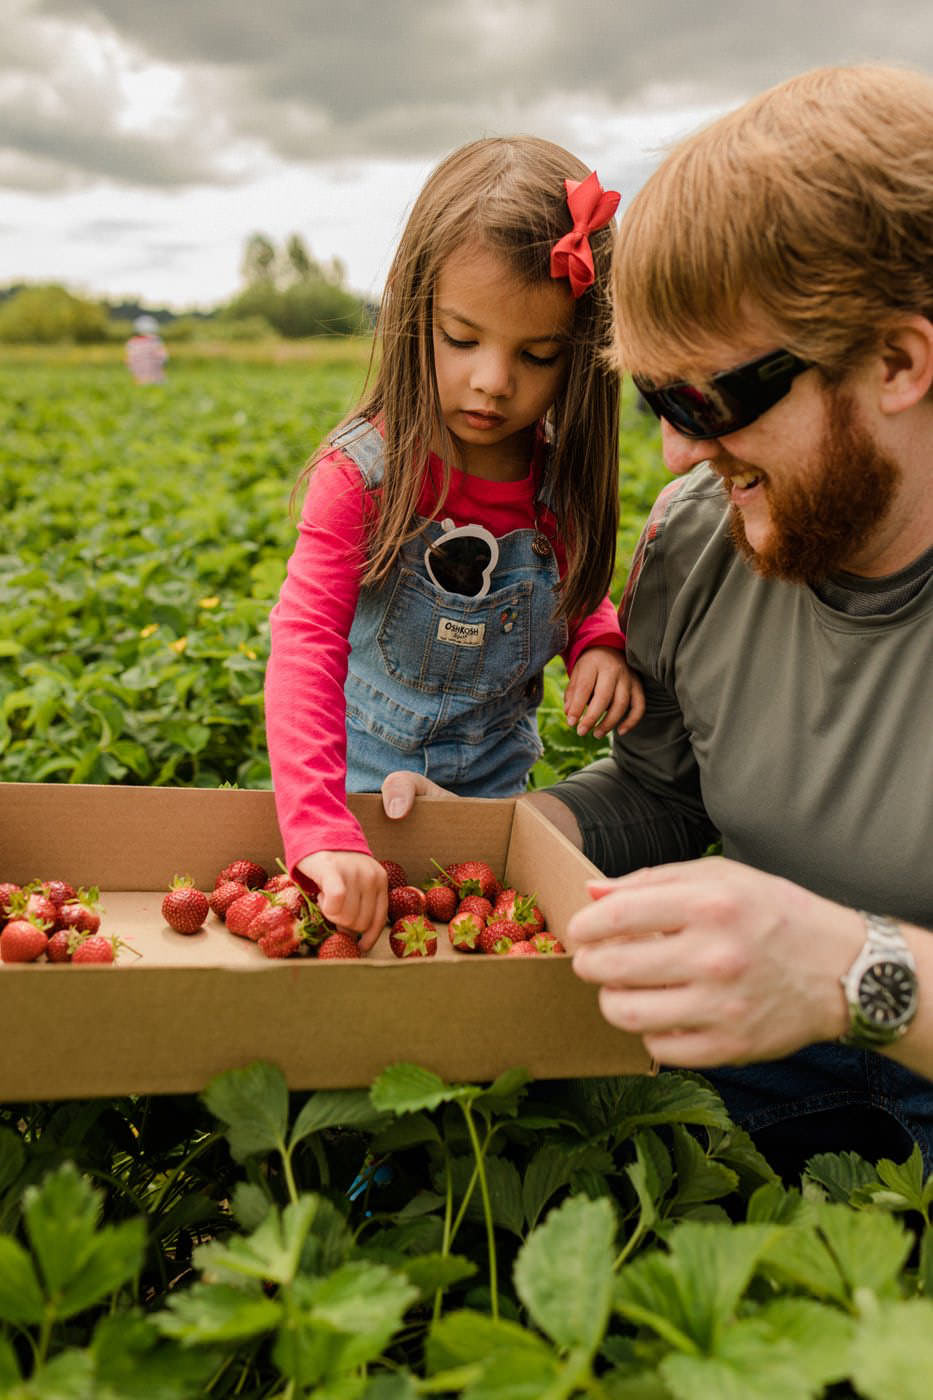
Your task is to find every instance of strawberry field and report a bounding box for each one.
[3,350,933,1397]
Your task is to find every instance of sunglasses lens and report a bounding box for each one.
[429,536,492,596]
[636,351,810,440]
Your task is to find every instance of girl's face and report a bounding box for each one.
[432,241,574,480]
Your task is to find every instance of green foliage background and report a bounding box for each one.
[0,346,668,789]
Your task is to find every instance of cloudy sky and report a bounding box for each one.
[3,0,932,310]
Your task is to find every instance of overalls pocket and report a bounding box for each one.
[377,567,533,700]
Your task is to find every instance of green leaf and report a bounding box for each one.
[303,1260,418,1339]
[669,1125,739,1210]
[804,1150,878,1202]
[369,1112,442,1152]
[660,1318,815,1400]
[289,1088,388,1148]
[869,1142,929,1213]
[195,1196,316,1286]
[815,1200,912,1297]
[393,1251,476,1298]
[850,1297,933,1399]
[0,1236,47,1324]
[156,1281,282,1342]
[754,1297,853,1389]
[56,1218,146,1318]
[522,1143,577,1231]
[473,1067,532,1119]
[23,1162,101,1296]
[230,1181,271,1231]
[615,1222,781,1354]
[23,1347,94,1399]
[514,1195,615,1353]
[92,1312,221,1400]
[201,1059,289,1162]
[426,1310,554,1374]
[483,1155,525,1238]
[611,1073,734,1140]
[370,1063,474,1115]
[0,1335,20,1391]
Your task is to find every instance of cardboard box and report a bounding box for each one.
[0,782,651,1099]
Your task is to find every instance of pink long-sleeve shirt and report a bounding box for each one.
[265,439,624,873]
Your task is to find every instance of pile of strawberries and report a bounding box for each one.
[0,880,124,964]
[384,858,564,960]
[163,860,355,961]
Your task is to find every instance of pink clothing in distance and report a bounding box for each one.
[266,439,625,875]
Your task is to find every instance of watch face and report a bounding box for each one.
[859,959,917,1028]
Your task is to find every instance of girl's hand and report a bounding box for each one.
[298,850,388,952]
[564,647,645,739]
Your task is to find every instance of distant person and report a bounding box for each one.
[125,314,167,385]
[265,136,646,948]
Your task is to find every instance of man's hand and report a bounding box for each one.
[381,771,458,820]
[566,857,863,1067]
[298,850,388,952]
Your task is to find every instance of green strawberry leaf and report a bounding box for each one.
[669,1125,739,1210]
[370,1063,475,1115]
[425,1309,553,1374]
[0,1336,20,1391]
[660,1318,816,1400]
[156,1282,282,1343]
[850,1297,933,1400]
[814,1200,912,1297]
[22,1348,94,1399]
[754,1297,853,1389]
[201,1059,290,1162]
[23,1162,101,1295]
[195,1196,316,1286]
[804,1150,878,1202]
[91,1312,221,1400]
[289,1088,389,1149]
[55,1219,147,1319]
[514,1195,615,1353]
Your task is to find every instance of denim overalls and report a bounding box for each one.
[333,418,568,796]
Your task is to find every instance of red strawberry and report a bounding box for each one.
[208,879,249,920]
[445,860,498,899]
[531,933,565,955]
[317,931,362,960]
[479,923,523,955]
[424,882,458,922]
[448,911,484,953]
[507,940,539,956]
[457,894,492,923]
[46,928,76,963]
[263,872,293,892]
[247,901,298,945]
[17,887,59,928]
[387,885,426,922]
[0,918,49,963]
[215,859,267,890]
[162,878,210,935]
[44,880,76,909]
[58,889,101,936]
[0,882,21,917]
[257,920,303,959]
[72,934,116,964]
[225,890,270,939]
[389,915,437,959]
[491,890,545,934]
[380,859,409,890]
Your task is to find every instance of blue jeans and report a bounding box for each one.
[704,1042,933,1180]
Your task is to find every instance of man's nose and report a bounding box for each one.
[661,418,722,475]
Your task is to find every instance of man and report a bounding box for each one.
[382,64,933,1177]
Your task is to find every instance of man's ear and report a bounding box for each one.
[877,315,933,414]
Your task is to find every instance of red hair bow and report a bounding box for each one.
[549,171,620,298]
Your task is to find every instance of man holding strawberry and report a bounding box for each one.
[382,64,933,1180]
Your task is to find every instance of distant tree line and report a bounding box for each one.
[0,233,373,344]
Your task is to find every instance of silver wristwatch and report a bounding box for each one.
[839,912,918,1048]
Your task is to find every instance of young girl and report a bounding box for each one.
[265,136,644,947]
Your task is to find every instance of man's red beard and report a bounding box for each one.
[727,386,901,584]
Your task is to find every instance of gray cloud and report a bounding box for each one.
[4,0,933,191]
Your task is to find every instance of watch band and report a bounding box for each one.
[839,912,918,1049]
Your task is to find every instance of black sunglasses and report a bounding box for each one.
[633,348,812,439]
[424,520,500,599]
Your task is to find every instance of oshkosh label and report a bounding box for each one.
[437,617,485,646]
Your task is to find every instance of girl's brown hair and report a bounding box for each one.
[612,63,933,385]
[306,136,620,622]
